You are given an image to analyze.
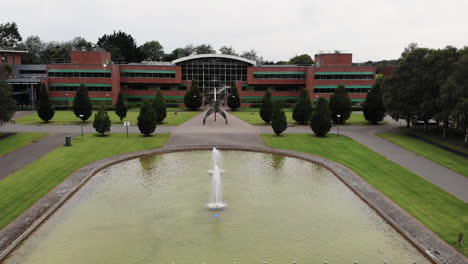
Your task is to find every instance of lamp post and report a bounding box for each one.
[79,114,84,141]
[65,93,69,110]
[336,114,341,135]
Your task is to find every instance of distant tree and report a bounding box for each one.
[292,88,313,124]
[0,83,16,124]
[16,36,45,64]
[37,83,55,122]
[139,41,164,61]
[97,31,139,63]
[329,85,351,124]
[227,84,241,110]
[219,46,238,56]
[288,54,314,65]
[240,49,264,64]
[311,97,332,137]
[93,109,111,135]
[363,77,386,124]
[271,102,287,135]
[163,45,195,61]
[72,84,92,121]
[184,81,202,110]
[260,90,273,124]
[0,22,22,48]
[137,101,157,136]
[194,44,216,54]
[153,90,167,124]
[41,42,71,63]
[69,36,93,51]
[114,91,128,122]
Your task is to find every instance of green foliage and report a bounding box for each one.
[271,102,287,135]
[219,46,238,56]
[92,109,111,135]
[183,81,202,110]
[288,54,314,65]
[363,78,386,124]
[97,30,139,63]
[227,84,241,110]
[114,91,128,122]
[0,22,22,48]
[139,41,164,61]
[37,83,55,122]
[311,97,331,137]
[137,102,157,136]
[329,85,351,124]
[259,90,273,124]
[153,90,167,124]
[72,84,92,121]
[292,88,313,124]
[0,83,16,123]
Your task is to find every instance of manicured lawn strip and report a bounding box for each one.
[0,133,47,156]
[378,133,468,177]
[261,134,467,255]
[231,111,385,126]
[0,133,169,230]
[16,111,200,126]
[404,127,468,156]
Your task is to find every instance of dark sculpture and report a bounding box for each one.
[203,87,228,125]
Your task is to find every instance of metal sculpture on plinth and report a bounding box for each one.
[203,86,228,125]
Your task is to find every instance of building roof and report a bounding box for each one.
[0,49,28,54]
[172,54,256,65]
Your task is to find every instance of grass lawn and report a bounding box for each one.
[0,133,47,156]
[16,110,200,126]
[261,134,467,255]
[0,133,169,230]
[231,111,386,126]
[378,133,468,177]
[403,127,468,156]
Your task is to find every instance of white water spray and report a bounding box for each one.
[207,148,226,210]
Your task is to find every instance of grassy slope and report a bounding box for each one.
[231,111,386,126]
[0,133,47,156]
[16,110,200,126]
[0,133,169,230]
[261,134,467,255]
[378,133,468,177]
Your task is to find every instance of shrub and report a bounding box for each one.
[292,88,313,124]
[114,91,128,122]
[311,97,332,137]
[153,90,167,124]
[184,80,202,110]
[72,84,92,121]
[260,90,273,124]
[137,101,157,136]
[329,85,351,124]
[363,78,386,124]
[93,109,111,135]
[227,84,241,110]
[37,83,55,122]
[271,102,287,135]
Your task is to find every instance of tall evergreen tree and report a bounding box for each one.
[93,109,111,135]
[114,91,128,122]
[260,90,273,124]
[72,84,92,121]
[153,90,167,124]
[292,88,313,124]
[137,101,157,136]
[227,84,241,111]
[363,78,386,124]
[37,83,55,122]
[271,102,287,135]
[329,85,351,124]
[184,81,202,110]
[311,97,332,137]
[0,83,16,124]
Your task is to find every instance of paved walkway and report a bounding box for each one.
[0,133,77,180]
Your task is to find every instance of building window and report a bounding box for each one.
[253,73,305,80]
[49,85,112,92]
[48,71,111,78]
[120,72,176,78]
[314,73,374,80]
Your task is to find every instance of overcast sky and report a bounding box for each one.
[3,0,468,62]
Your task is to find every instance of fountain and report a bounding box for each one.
[207,148,226,210]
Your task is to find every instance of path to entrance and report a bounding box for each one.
[166,110,264,148]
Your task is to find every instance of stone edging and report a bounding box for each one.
[0,145,466,263]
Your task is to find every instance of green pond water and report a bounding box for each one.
[3,151,430,263]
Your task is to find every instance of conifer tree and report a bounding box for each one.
[137,101,157,136]
[363,78,386,124]
[93,108,111,135]
[292,88,313,124]
[271,102,287,135]
[227,84,241,110]
[260,90,273,124]
[37,83,55,122]
[72,84,92,121]
[311,97,332,137]
[0,83,16,124]
[329,85,352,124]
[184,80,202,110]
[153,90,167,124]
[114,91,128,122]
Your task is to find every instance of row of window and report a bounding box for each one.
[314,88,370,93]
[315,74,374,80]
[48,72,111,78]
[242,85,304,92]
[253,74,305,80]
[49,86,112,92]
[19,70,46,75]
[120,72,176,78]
